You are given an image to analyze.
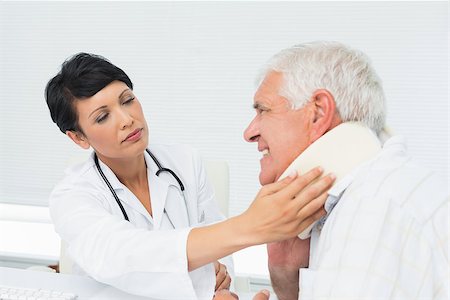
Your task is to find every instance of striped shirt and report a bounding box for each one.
[300,136,449,300]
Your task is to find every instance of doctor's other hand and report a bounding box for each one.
[241,167,334,245]
[213,289,270,300]
[214,261,231,291]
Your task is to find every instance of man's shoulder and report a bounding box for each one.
[352,151,447,223]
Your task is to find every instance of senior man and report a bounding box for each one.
[240,41,448,300]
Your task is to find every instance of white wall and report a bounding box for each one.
[0,1,448,275]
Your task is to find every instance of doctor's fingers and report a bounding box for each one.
[269,167,325,201]
[288,177,333,229]
[289,172,335,210]
[213,289,239,300]
[296,197,327,233]
[217,273,232,291]
[215,263,229,290]
[255,169,301,197]
[296,190,328,218]
[214,261,220,273]
[252,290,270,300]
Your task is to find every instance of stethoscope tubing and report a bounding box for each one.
[94,149,185,223]
[146,150,185,191]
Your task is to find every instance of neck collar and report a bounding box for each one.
[279,122,382,184]
[278,122,382,239]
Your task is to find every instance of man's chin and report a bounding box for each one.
[259,172,276,186]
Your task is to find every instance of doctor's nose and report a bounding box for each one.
[243,117,259,143]
[119,110,134,129]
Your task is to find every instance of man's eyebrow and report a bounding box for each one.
[253,102,267,110]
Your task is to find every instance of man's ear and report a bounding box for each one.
[309,89,337,142]
[66,131,91,149]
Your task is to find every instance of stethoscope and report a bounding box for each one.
[94,149,186,225]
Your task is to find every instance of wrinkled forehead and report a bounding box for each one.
[253,71,291,107]
[254,71,283,96]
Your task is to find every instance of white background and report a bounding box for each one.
[0,1,448,276]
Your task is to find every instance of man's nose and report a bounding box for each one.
[243,117,259,143]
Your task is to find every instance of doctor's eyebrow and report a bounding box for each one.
[118,88,131,99]
[88,88,131,118]
[89,105,107,118]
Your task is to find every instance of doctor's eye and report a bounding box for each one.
[96,113,109,124]
[123,97,135,105]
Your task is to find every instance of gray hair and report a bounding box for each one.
[259,41,386,133]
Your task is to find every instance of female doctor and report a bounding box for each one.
[45,53,334,300]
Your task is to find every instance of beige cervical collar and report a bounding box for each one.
[278,122,382,239]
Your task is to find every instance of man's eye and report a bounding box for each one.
[96,113,109,123]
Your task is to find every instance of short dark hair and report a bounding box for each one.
[45,53,133,133]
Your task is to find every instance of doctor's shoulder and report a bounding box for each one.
[147,143,206,189]
[49,153,110,208]
[148,143,203,168]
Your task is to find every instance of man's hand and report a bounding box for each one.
[267,237,310,300]
[214,261,231,291]
[213,289,270,300]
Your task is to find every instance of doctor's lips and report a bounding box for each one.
[123,128,143,142]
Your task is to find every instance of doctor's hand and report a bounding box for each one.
[213,289,270,300]
[214,261,231,291]
[186,167,333,272]
[241,167,334,245]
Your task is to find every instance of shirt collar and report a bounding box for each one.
[324,173,354,214]
[316,163,361,231]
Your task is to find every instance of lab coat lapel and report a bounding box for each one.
[149,171,189,229]
[164,184,189,228]
[148,172,169,229]
[144,150,189,229]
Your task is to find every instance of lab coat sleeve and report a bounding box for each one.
[192,149,235,278]
[50,188,198,300]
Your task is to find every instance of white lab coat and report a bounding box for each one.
[49,144,233,300]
